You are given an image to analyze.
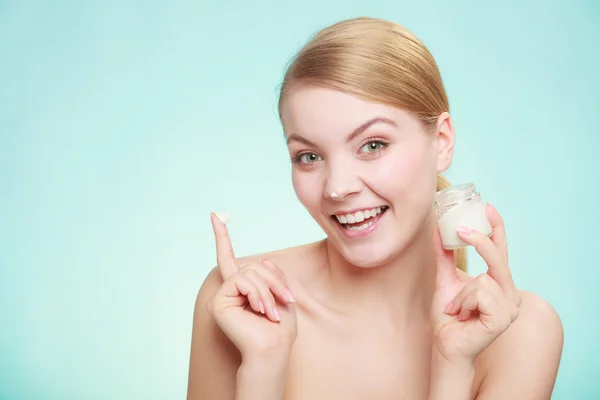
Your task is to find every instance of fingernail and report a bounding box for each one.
[456,226,473,236]
[284,288,296,303]
[261,258,274,268]
[444,301,453,313]
[259,300,265,314]
[273,307,281,322]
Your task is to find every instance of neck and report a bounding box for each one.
[318,217,438,321]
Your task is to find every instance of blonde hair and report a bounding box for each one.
[277,16,467,272]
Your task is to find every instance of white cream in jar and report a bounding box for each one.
[434,183,492,250]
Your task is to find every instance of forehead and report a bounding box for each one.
[281,85,417,140]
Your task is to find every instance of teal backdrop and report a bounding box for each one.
[1,1,598,399]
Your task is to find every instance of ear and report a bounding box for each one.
[434,112,455,173]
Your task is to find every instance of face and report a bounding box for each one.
[281,85,454,268]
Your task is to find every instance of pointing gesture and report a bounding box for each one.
[206,213,298,359]
[211,212,238,280]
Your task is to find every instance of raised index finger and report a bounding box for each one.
[484,204,515,291]
[210,212,238,280]
[486,203,508,258]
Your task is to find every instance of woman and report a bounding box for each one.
[187,17,563,399]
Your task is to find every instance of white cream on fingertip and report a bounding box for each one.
[214,212,230,224]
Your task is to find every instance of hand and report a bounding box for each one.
[206,213,298,360]
[430,203,521,364]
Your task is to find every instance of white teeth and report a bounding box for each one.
[334,207,385,225]
[354,212,365,223]
[347,220,375,231]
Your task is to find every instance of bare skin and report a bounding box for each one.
[188,238,562,399]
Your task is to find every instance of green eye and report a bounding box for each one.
[361,140,385,153]
[298,153,322,163]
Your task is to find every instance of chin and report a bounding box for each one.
[337,234,410,268]
[341,247,395,268]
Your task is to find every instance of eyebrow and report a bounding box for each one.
[285,116,397,147]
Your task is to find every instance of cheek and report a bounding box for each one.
[291,170,322,210]
[371,145,437,195]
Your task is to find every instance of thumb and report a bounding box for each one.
[432,225,458,288]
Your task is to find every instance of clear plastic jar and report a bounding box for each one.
[434,183,492,250]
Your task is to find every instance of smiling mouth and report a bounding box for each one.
[331,206,389,231]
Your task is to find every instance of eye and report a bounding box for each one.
[360,139,388,154]
[295,152,323,164]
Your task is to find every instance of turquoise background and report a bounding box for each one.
[1,1,598,399]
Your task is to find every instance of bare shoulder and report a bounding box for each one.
[187,241,322,398]
[475,289,564,399]
[482,289,563,364]
[187,266,238,399]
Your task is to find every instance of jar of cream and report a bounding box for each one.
[434,183,493,250]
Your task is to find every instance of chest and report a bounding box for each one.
[283,321,433,400]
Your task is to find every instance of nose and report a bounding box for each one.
[324,161,363,201]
